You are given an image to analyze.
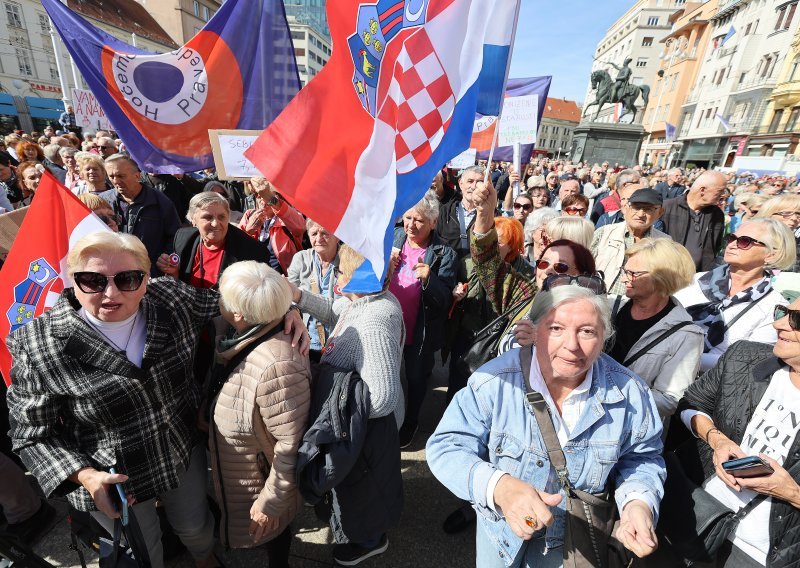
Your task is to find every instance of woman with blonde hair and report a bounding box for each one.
[72,154,115,204]
[544,215,594,250]
[209,261,310,566]
[757,194,800,272]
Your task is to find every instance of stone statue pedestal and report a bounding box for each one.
[570,122,645,167]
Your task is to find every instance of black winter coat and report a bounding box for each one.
[295,365,403,543]
[677,341,800,567]
[661,194,725,272]
[173,225,270,285]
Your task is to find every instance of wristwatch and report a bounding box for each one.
[267,194,280,207]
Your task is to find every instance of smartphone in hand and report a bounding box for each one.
[721,456,775,478]
[109,467,129,525]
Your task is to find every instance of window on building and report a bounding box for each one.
[38,12,48,34]
[745,22,752,35]
[636,58,648,67]
[193,1,201,18]
[769,109,784,132]
[291,30,304,40]
[294,48,305,56]
[787,107,800,131]
[754,19,760,32]
[791,57,800,81]
[47,57,58,81]
[541,139,547,147]
[785,3,798,29]
[5,2,22,28]
[203,6,210,21]
[670,73,679,91]
[776,5,788,30]
[647,16,659,25]
[15,47,31,76]
[716,69,725,85]
[642,37,653,47]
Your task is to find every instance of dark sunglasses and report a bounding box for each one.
[725,233,767,250]
[513,202,533,211]
[73,270,146,294]
[564,206,587,216]
[536,259,570,274]
[775,305,800,331]
[542,273,607,294]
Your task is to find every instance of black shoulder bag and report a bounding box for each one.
[520,346,632,568]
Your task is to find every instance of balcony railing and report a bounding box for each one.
[733,75,778,93]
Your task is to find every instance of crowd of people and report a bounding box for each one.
[1,125,800,568]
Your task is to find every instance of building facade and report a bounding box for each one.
[0,0,175,131]
[675,0,800,168]
[134,0,222,45]
[641,0,719,167]
[538,98,581,159]
[286,0,330,86]
[584,0,685,125]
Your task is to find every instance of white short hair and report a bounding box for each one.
[528,285,613,342]
[544,216,594,250]
[218,261,291,325]
[742,218,797,270]
[524,207,559,239]
[186,191,230,222]
[407,190,439,221]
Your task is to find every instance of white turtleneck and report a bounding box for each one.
[79,308,147,367]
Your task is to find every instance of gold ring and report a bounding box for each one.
[524,515,538,529]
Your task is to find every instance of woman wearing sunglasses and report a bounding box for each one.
[756,193,800,272]
[5,232,308,568]
[668,276,800,567]
[675,218,797,372]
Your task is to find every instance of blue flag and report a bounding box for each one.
[665,122,676,141]
[722,25,736,45]
[42,0,300,174]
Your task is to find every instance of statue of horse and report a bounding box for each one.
[583,69,650,123]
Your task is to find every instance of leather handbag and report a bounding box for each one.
[97,500,151,568]
[520,346,632,568]
[459,294,532,376]
[657,438,766,563]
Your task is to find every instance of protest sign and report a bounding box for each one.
[498,94,539,147]
[447,148,477,170]
[208,130,263,180]
[71,88,113,131]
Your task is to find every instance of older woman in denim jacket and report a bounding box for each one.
[427,286,665,567]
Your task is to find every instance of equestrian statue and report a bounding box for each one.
[583,57,651,123]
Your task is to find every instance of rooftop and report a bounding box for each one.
[542,97,581,123]
[67,0,178,50]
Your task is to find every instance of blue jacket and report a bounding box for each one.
[426,348,665,564]
[392,227,457,352]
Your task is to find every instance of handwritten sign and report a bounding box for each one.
[72,88,113,131]
[447,148,477,170]
[498,94,539,147]
[208,129,263,180]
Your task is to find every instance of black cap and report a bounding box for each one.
[629,188,663,205]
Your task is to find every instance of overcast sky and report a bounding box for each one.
[509,0,638,103]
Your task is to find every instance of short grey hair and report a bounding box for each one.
[461,165,485,177]
[105,153,139,170]
[524,206,559,238]
[59,146,77,158]
[186,191,230,222]
[526,175,546,189]
[544,216,594,250]
[528,286,613,342]
[407,190,439,221]
[740,218,797,270]
[218,261,291,325]
[616,168,641,188]
[43,143,61,162]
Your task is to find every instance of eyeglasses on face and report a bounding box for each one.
[775,211,800,220]
[619,267,649,281]
[513,202,533,211]
[774,305,800,331]
[542,273,607,294]
[536,259,570,274]
[563,206,587,216]
[73,270,146,294]
[724,233,767,250]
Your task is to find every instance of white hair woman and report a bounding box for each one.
[544,215,594,250]
[757,193,800,272]
[676,218,797,371]
[427,286,665,567]
[158,192,270,289]
[59,146,80,191]
[523,207,559,263]
[286,244,404,564]
[287,218,341,360]
[209,261,310,566]
[389,191,457,447]
[72,154,115,204]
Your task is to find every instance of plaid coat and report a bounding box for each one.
[6,277,219,511]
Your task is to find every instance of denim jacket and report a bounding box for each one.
[426,348,665,565]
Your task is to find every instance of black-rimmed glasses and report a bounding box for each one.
[619,267,649,281]
[725,233,767,250]
[542,273,607,294]
[774,305,800,331]
[73,270,146,294]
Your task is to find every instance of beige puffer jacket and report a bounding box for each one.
[209,321,311,548]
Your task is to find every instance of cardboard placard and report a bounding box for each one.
[447,148,477,170]
[0,207,28,255]
[208,129,263,180]
[72,88,113,132]
[498,94,539,147]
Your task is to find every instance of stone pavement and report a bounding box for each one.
[17,359,477,568]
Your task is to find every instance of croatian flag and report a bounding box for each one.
[247,0,521,291]
[42,0,300,174]
[0,172,110,384]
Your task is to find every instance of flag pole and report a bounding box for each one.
[483,0,522,186]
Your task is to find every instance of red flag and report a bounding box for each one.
[0,172,110,384]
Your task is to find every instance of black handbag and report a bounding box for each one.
[458,294,532,376]
[520,346,632,568]
[657,438,766,563]
[97,504,151,568]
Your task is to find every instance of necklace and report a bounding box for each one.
[85,312,139,353]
